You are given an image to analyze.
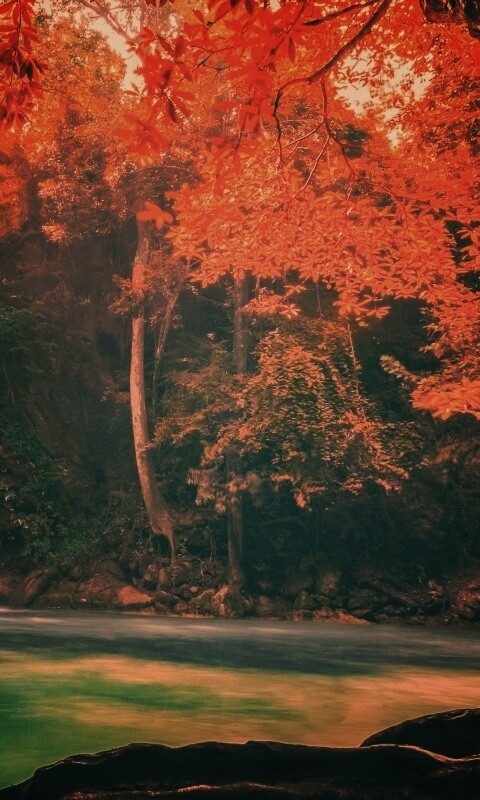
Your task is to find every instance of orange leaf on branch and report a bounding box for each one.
[0,0,45,127]
[136,201,174,229]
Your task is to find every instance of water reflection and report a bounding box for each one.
[0,610,479,788]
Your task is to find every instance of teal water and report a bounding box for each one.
[1,612,479,788]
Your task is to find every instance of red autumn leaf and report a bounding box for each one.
[214,1,231,22]
[174,37,187,58]
[157,36,174,57]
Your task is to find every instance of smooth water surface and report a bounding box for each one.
[1,609,479,788]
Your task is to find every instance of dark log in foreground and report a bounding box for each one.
[1,709,480,800]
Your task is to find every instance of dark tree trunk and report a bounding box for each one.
[226,451,245,589]
[232,275,248,374]
[226,274,248,589]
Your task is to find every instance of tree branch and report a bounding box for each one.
[75,0,130,41]
[275,0,393,104]
[304,0,380,27]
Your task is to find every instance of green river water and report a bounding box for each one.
[1,612,479,788]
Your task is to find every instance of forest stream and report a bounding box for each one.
[1,610,480,789]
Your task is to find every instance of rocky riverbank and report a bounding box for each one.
[1,556,479,625]
[1,708,480,799]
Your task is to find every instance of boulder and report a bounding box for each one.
[100,560,126,581]
[293,590,316,611]
[156,567,172,591]
[0,573,21,605]
[254,595,289,618]
[287,609,314,621]
[178,586,195,601]
[331,610,364,624]
[345,589,382,613]
[67,563,87,582]
[74,575,119,608]
[16,567,56,606]
[154,589,180,608]
[315,570,341,598]
[170,565,191,586]
[458,606,477,621]
[115,586,154,611]
[348,608,372,620]
[374,613,396,624]
[172,600,190,614]
[34,580,78,609]
[143,562,160,589]
[212,585,250,618]
[72,575,153,611]
[313,609,369,625]
[361,707,480,758]
[312,607,334,621]
[188,588,216,615]
[453,583,480,621]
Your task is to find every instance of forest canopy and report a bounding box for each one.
[0,0,479,587]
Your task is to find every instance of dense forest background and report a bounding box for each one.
[0,0,479,621]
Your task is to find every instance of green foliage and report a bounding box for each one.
[50,521,103,567]
[0,307,45,369]
[151,343,237,510]
[0,418,104,565]
[153,318,418,518]
[200,319,415,509]
[154,344,236,449]
[0,412,69,561]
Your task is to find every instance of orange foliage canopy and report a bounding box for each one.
[129,0,478,420]
[1,0,479,420]
[0,0,45,125]
[121,0,480,153]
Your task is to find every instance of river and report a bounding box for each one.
[1,609,479,788]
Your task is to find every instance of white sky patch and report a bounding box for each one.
[338,49,432,143]
[90,17,140,88]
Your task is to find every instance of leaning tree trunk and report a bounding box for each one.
[152,289,180,417]
[226,274,248,589]
[130,218,176,564]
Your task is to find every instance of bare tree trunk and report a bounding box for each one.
[130,220,176,564]
[152,290,180,416]
[226,275,248,589]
